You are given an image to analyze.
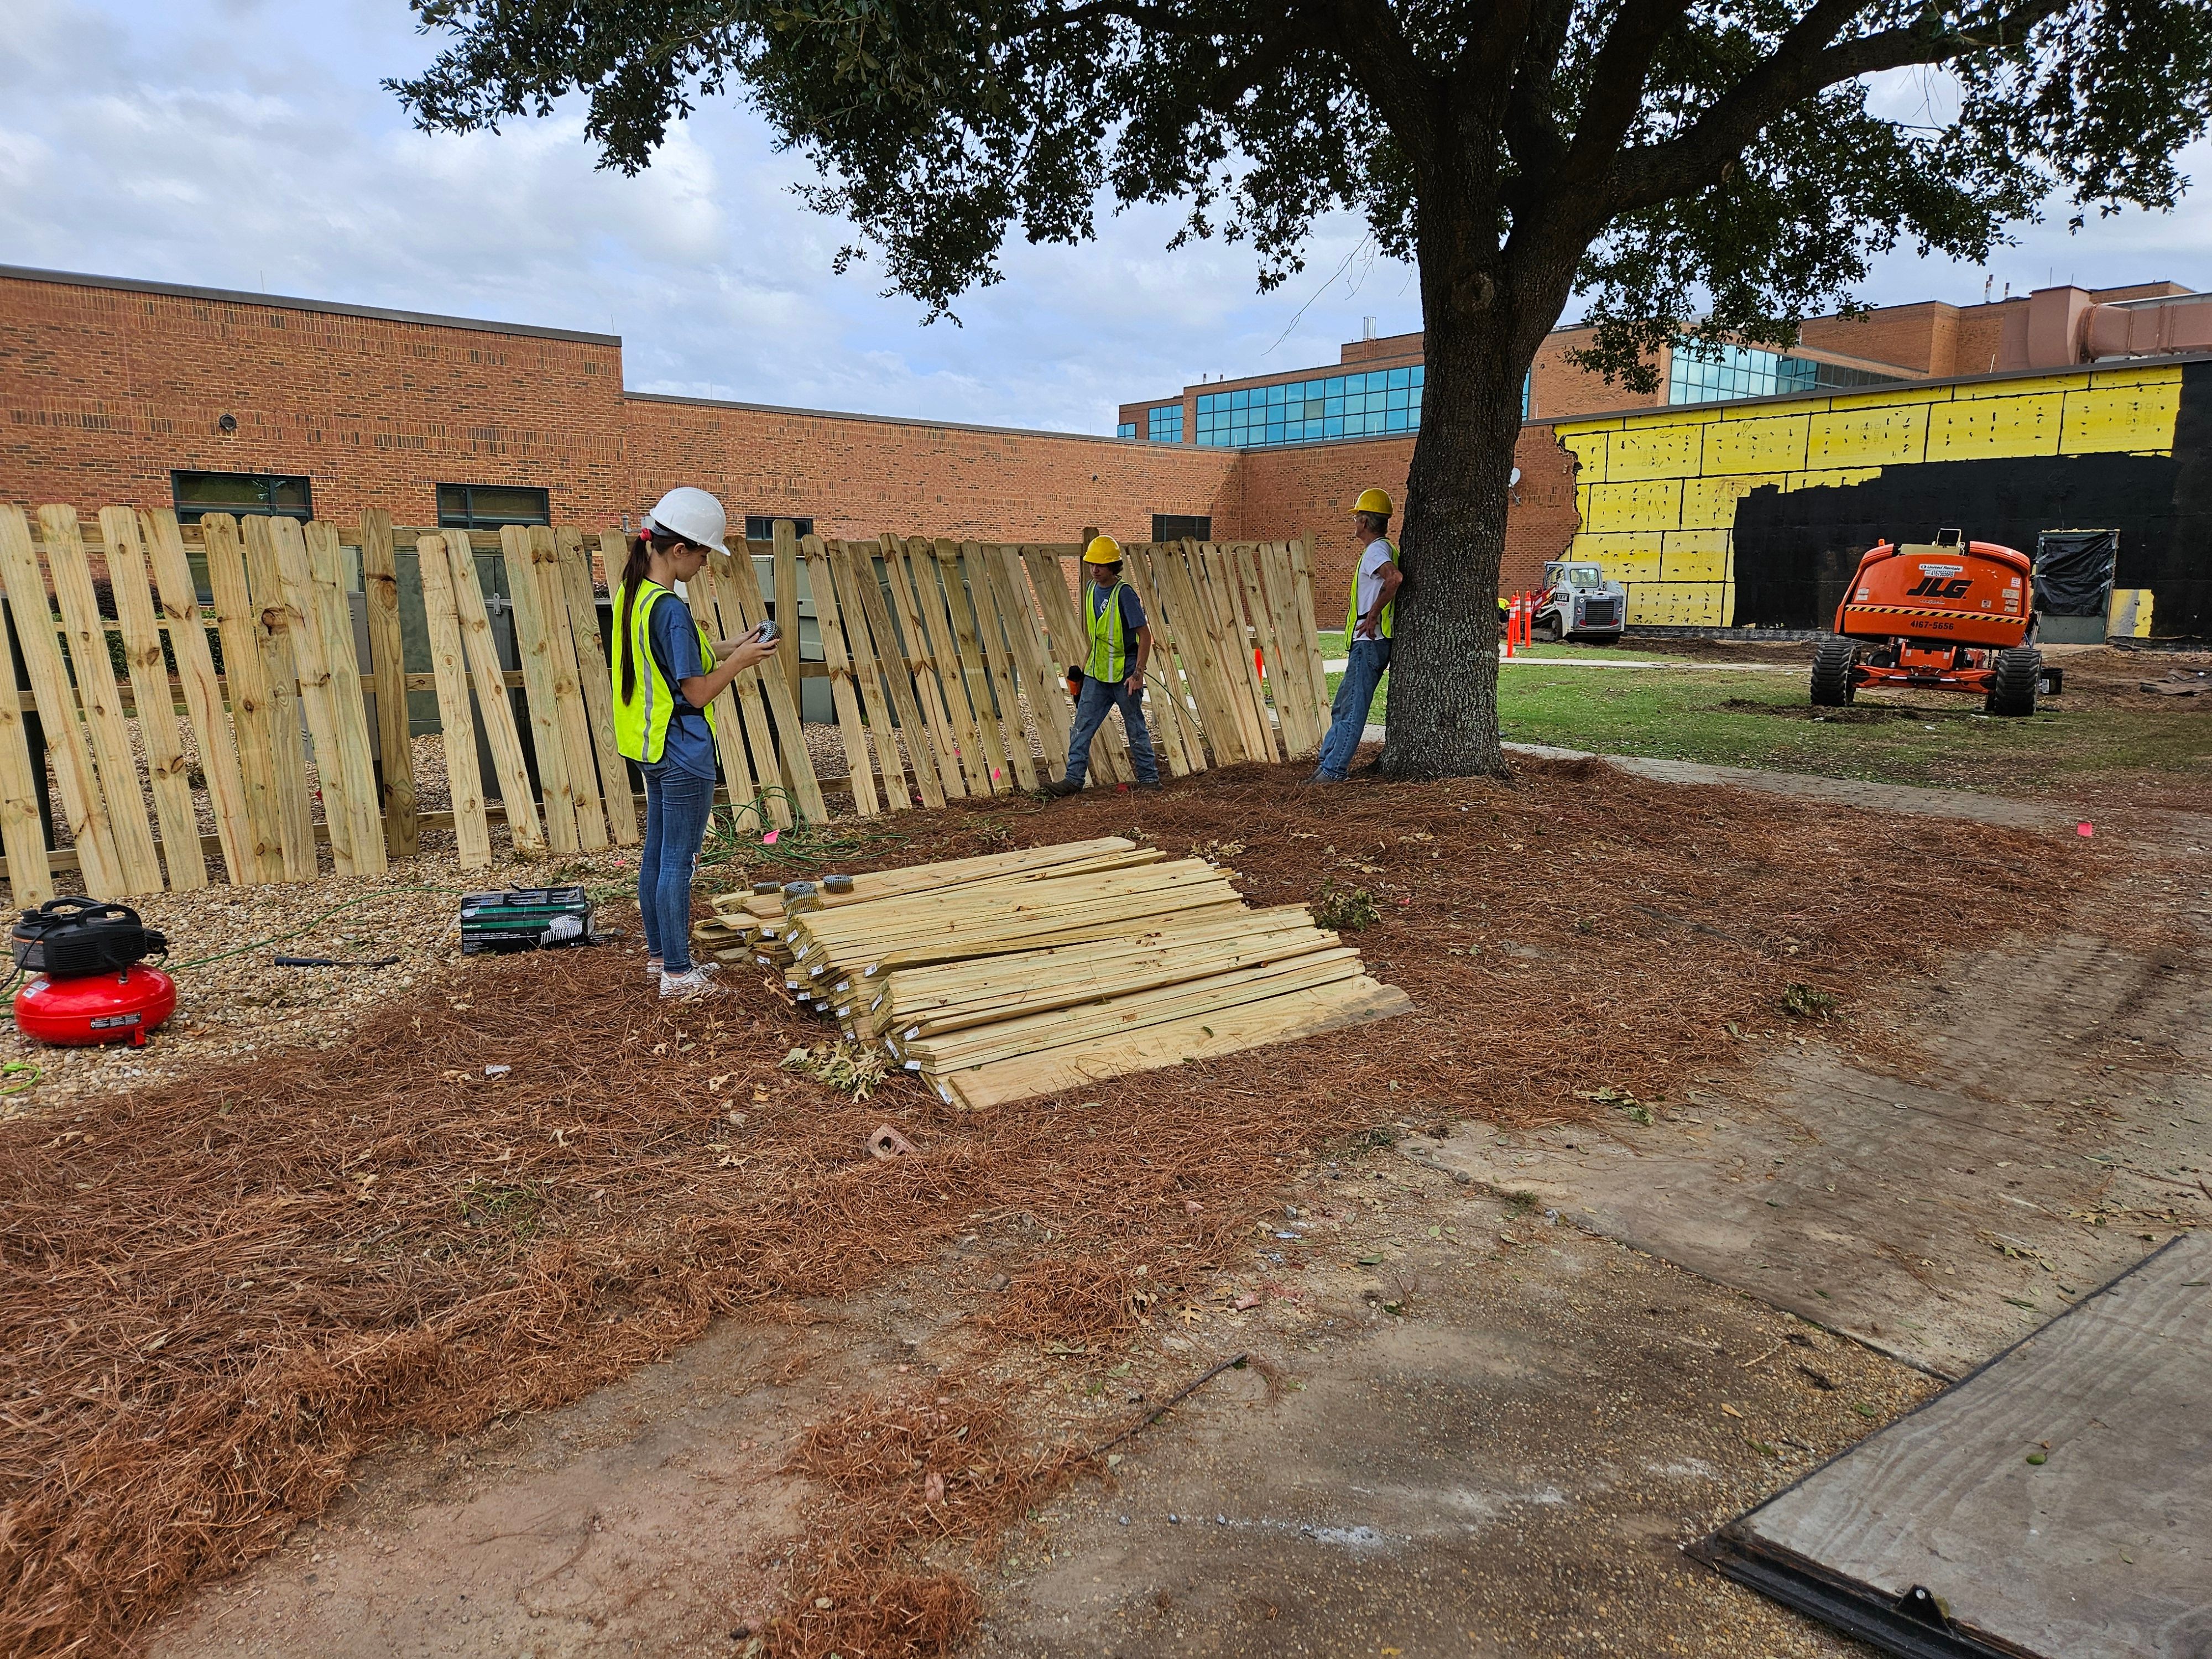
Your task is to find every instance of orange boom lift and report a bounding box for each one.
[1809,528,2052,717]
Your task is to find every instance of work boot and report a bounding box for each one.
[1042,775,1083,798]
[1134,779,1162,791]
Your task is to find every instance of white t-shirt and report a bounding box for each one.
[1353,539,1397,635]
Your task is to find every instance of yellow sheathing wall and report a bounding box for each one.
[1553,364,2182,627]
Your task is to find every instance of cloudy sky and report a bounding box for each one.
[5,0,2209,435]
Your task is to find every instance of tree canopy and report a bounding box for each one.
[397,1,2212,360]
[396,0,2212,776]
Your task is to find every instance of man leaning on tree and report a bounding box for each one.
[1311,488,1402,782]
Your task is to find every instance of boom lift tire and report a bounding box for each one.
[1985,646,2042,717]
[1810,638,1858,707]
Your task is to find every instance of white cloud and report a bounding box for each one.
[3,0,2202,438]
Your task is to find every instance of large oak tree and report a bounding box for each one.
[395,0,2212,776]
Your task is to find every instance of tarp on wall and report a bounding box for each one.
[2034,529,2120,617]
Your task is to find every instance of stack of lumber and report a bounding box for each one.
[701,837,1410,1109]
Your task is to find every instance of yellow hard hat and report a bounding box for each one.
[1353,487,1393,517]
[1083,534,1124,564]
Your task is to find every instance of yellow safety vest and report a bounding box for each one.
[1347,540,1396,641]
[1086,581,1134,681]
[612,580,717,764]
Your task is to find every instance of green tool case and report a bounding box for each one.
[458,887,597,954]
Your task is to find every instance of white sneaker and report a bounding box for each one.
[659,968,728,1000]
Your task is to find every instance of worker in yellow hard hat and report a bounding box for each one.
[1044,534,1161,795]
[1312,488,1403,781]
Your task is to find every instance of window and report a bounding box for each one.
[1667,343,1898,405]
[742,515,816,542]
[1196,365,1425,448]
[1117,421,1138,439]
[1147,404,1184,443]
[1152,515,1212,543]
[170,471,312,525]
[436,483,550,530]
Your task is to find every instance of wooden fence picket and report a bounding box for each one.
[890,536,984,797]
[238,514,319,880]
[359,508,420,857]
[304,520,388,874]
[565,529,637,846]
[272,518,361,875]
[415,534,493,870]
[825,540,916,811]
[528,525,608,851]
[199,515,291,882]
[500,525,580,855]
[718,536,828,823]
[800,534,880,816]
[99,507,206,888]
[143,509,258,884]
[443,531,546,860]
[41,507,168,893]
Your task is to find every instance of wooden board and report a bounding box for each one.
[1232,542,1292,757]
[1256,541,1324,757]
[414,535,494,870]
[198,515,291,883]
[1286,535,1332,733]
[1118,548,1202,778]
[528,525,608,849]
[0,512,124,897]
[444,532,546,859]
[718,534,828,823]
[696,550,792,830]
[1205,541,1276,760]
[940,979,1412,1110]
[677,558,765,825]
[773,520,804,712]
[238,514,319,881]
[564,529,638,846]
[1697,1232,2212,1659]
[142,509,258,884]
[0,530,52,903]
[960,540,1038,790]
[801,536,880,816]
[841,541,945,810]
[98,507,205,889]
[359,508,419,857]
[887,537,980,798]
[304,520,388,874]
[500,525,580,854]
[271,518,361,875]
[41,506,167,894]
[1154,540,1249,765]
[982,545,1078,784]
[931,538,1014,795]
[826,541,916,810]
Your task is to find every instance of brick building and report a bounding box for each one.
[4,263,2206,609]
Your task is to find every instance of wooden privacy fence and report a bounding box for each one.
[793,534,1333,817]
[0,504,1331,905]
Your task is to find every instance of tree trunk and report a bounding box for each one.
[1379,225,1562,781]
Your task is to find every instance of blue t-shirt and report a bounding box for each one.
[643,591,717,781]
[1087,582,1146,654]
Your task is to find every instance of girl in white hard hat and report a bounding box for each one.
[612,487,778,1000]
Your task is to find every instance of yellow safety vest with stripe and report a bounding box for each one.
[1348,540,1396,641]
[612,579,717,765]
[1085,581,1135,681]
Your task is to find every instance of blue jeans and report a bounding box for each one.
[638,766,716,973]
[1065,675,1160,785]
[1316,637,1391,779]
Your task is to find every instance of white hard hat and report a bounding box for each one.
[643,486,728,552]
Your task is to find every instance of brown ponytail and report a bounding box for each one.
[616,533,656,703]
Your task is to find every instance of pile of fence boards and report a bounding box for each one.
[0,501,1331,906]
[702,837,1410,1110]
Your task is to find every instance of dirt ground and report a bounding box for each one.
[3,743,2205,1658]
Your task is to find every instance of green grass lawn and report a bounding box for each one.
[1494,666,2212,794]
[1303,643,2212,796]
[1313,635,1688,724]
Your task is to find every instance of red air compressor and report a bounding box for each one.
[10,898,175,1047]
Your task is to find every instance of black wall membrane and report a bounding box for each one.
[1728,359,2212,638]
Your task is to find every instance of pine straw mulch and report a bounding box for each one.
[0,755,2107,1657]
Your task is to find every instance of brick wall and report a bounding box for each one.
[0,269,627,524]
[624,394,1241,545]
